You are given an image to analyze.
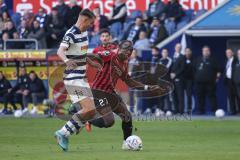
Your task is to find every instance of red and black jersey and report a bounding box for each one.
[92,44,130,93]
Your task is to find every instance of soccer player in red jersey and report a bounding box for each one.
[89,29,158,149]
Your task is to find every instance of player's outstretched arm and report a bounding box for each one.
[124,77,144,88]
[124,75,159,90]
[88,54,103,65]
[86,54,103,70]
[124,76,172,98]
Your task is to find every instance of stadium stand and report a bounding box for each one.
[0,0,207,50]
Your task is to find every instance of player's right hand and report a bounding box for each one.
[66,60,78,70]
[149,85,159,90]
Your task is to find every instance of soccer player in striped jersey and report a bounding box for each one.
[54,9,99,151]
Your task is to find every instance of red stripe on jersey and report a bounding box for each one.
[92,54,129,93]
[92,62,111,90]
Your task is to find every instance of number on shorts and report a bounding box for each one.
[98,98,109,107]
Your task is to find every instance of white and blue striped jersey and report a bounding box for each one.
[60,26,89,81]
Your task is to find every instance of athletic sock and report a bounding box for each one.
[122,120,133,140]
[59,105,102,137]
[59,118,82,137]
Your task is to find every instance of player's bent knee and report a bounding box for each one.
[104,118,115,128]
[77,99,97,120]
[90,116,114,128]
[90,117,106,128]
[80,108,96,120]
[102,113,115,128]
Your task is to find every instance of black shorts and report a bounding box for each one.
[92,89,121,109]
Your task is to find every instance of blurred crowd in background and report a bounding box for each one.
[0,0,206,49]
[128,44,240,116]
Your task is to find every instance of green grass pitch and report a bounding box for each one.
[0,118,240,160]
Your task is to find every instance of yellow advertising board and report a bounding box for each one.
[0,51,46,59]
[0,67,17,80]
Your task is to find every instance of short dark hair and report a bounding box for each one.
[119,40,133,52]
[203,45,210,49]
[99,28,111,35]
[52,7,58,11]
[135,15,143,19]
[34,20,40,24]
[162,48,168,52]
[20,66,26,69]
[29,70,36,74]
[80,9,96,19]
[151,46,159,51]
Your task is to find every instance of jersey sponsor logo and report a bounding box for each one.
[13,0,224,16]
[81,45,88,51]
[113,65,123,76]
[75,33,88,39]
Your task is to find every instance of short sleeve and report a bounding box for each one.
[60,33,73,49]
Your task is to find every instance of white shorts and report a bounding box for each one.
[63,67,93,104]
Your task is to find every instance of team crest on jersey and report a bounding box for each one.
[103,51,110,56]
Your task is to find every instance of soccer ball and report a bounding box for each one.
[14,110,23,118]
[215,109,225,118]
[125,135,143,151]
